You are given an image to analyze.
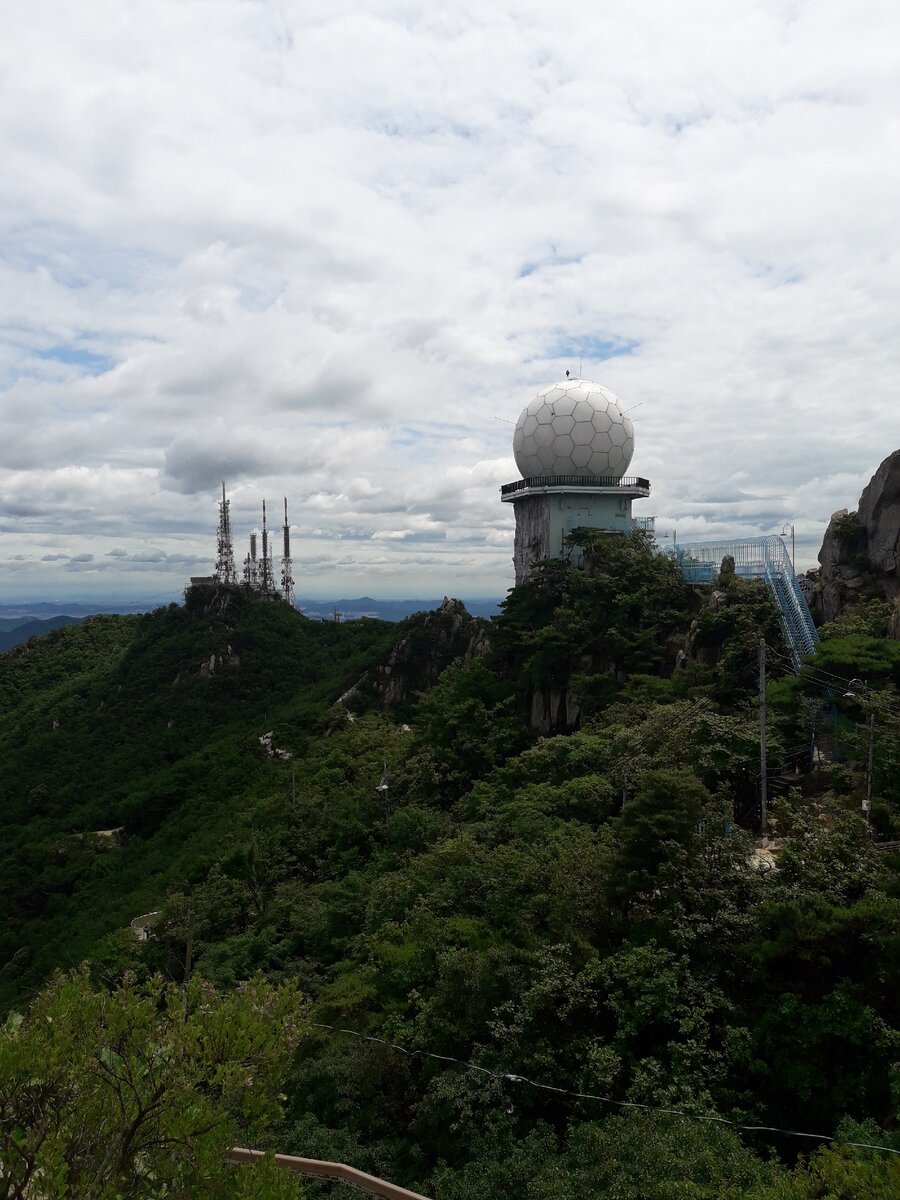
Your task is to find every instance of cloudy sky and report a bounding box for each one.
[2,1,898,601]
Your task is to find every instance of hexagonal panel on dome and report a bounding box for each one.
[591,409,612,433]
[536,444,556,469]
[513,426,524,451]
[609,423,627,447]
[553,433,575,457]
[572,399,595,422]
[536,405,554,424]
[588,449,611,474]
[551,413,575,434]
[571,422,595,446]
[534,423,555,446]
[607,444,625,471]
[522,414,538,436]
[570,444,592,469]
[553,394,576,417]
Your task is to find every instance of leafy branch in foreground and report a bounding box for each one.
[0,968,305,1200]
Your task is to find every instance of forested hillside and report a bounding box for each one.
[1,532,898,1198]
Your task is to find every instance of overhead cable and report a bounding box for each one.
[301,1020,900,1157]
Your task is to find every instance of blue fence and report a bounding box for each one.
[670,535,818,670]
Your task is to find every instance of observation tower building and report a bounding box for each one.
[501,377,651,584]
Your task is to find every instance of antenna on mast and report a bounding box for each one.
[259,499,274,595]
[214,481,237,585]
[280,496,294,606]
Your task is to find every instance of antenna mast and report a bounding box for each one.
[259,499,274,595]
[214,482,237,585]
[281,497,294,606]
[243,528,258,588]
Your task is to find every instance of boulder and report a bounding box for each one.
[857,448,900,591]
[813,451,900,621]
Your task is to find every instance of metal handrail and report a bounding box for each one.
[226,1148,433,1199]
[500,475,651,496]
[672,535,819,670]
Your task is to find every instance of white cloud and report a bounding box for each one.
[1,0,898,600]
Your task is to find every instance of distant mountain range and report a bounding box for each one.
[0,615,86,652]
[0,595,503,635]
[297,596,503,621]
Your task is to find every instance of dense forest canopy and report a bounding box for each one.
[1,531,898,1198]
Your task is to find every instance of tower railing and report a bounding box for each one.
[671,535,819,670]
[501,474,651,496]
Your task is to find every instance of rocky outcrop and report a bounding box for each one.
[680,559,764,667]
[513,495,550,585]
[812,450,900,623]
[858,449,900,583]
[338,597,491,713]
[530,687,581,734]
[197,644,240,678]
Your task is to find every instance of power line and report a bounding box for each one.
[301,1020,900,1157]
[765,644,900,720]
[769,643,900,701]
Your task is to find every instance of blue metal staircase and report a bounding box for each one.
[671,535,819,670]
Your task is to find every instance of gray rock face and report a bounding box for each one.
[813,450,900,622]
[530,687,580,735]
[512,495,550,585]
[337,597,490,711]
[857,449,900,589]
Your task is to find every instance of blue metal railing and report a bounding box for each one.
[671,535,818,670]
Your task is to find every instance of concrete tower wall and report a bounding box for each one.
[513,494,550,583]
[512,490,635,584]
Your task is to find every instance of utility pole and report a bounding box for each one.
[184,906,195,987]
[846,678,874,826]
[759,638,768,845]
[864,706,875,825]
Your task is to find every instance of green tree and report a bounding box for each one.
[608,768,712,908]
[0,968,305,1199]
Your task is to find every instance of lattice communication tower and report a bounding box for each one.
[258,499,275,595]
[281,497,295,606]
[214,482,237,585]
[243,530,258,588]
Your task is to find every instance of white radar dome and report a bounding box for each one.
[513,378,635,480]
